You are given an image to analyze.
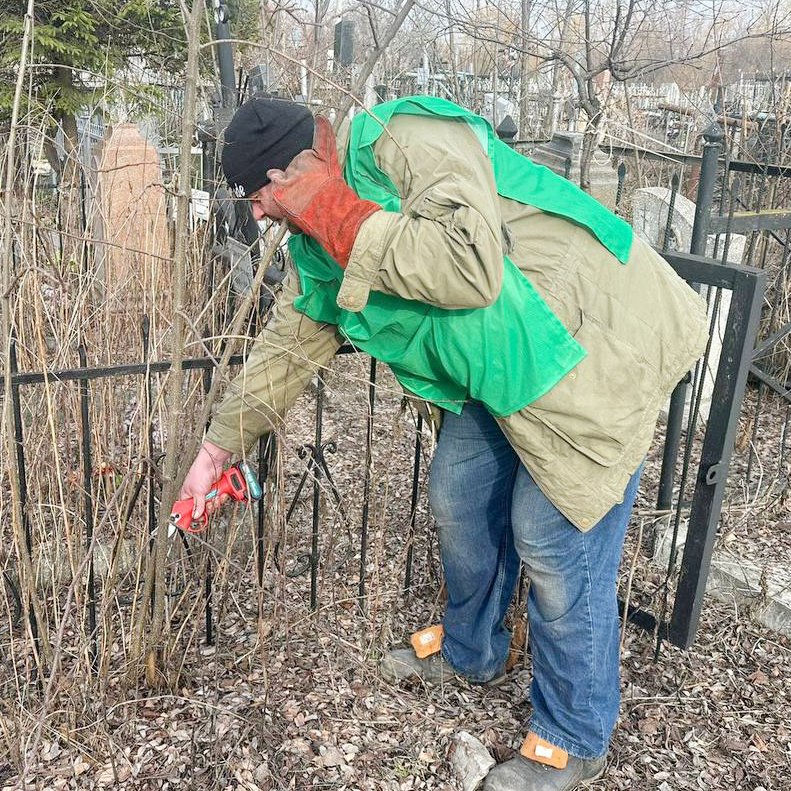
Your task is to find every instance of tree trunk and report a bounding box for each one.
[518,0,532,139]
[579,102,602,194]
[52,68,84,272]
[132,0,206,688]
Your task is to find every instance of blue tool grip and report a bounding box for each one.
[239,461,263,500]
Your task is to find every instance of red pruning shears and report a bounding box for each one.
[170,462,262,534]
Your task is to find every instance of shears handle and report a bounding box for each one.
[169,461,262,534]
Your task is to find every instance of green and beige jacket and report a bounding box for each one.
[207,98,708,530]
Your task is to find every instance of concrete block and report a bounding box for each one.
[652,520,791,637]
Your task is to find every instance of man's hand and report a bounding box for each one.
[267,116,380,267]
[180,441,233,520]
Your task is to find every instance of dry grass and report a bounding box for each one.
[1,357,790,790]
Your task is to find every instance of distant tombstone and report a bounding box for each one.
[248,64,274,97]
[92,124,171,312]
[530,131,619,209]
[334,20,355,67]
[374,84,388,104]
[632,187,746,422]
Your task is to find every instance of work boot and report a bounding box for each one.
[483,733,606,791]
[379,647,459,684]
[379,624,506,686]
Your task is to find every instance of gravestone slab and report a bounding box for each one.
[92,124,171,311]
[632,187,746,423]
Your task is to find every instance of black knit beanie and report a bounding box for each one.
[222,98,315,198]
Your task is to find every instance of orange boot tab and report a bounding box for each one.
[520,733,569,770]
[410,624,444,658]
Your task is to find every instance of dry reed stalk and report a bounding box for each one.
[621,518,646,652]
[132,0,206,685]
[1,0,53,673]
[24,471,141,775]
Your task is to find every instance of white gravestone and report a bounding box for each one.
[632,187,746,423]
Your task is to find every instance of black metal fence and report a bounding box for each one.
[625,252,765,648]
[610,115,791,496]
[1,239,765,657]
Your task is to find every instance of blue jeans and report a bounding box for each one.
[428,402,640,759]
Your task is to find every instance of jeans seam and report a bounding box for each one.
[580,533,606,754]
[490,458,519,643]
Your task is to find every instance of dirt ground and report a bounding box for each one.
[1,356,790,790]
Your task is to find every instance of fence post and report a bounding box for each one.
[78,344,98,669]
[658,121,723,512]
[358,358,377,609]
[9,334,41,662]
[213,1,237,110]
[256,434,275,587]
[614,161,627,216]
[690,121,724,256]
[310,376,326,610]
[403,413,423,598]
[662,172,681,252]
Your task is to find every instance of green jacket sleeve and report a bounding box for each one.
[205,267,343,454]
[337,113,505,314]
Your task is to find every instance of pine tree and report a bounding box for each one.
[0,1,186,174]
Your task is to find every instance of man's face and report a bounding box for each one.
[247,181,283,222]
[246,147,311,221]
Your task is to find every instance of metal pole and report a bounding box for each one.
[310,376,325,610]
[690,122,724,256]
[9,335,40,658]
[212,2,261,267]
[213,3,237,110]
[657,121,722,512]
[614,162,627,216]
[358,358,377,608]
[205,557,214,645]
[256,434,274,587]
[403,413,423,597]
[78,344,98,669]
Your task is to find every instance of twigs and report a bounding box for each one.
[1,0,53,677]
[621,518,645,653]
[338,0,417,120]
[25,470,139,772]
[132,0,206,684]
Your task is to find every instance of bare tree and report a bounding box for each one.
[407,0,791,189]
